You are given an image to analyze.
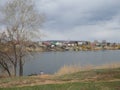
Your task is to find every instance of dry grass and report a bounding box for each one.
[95,63,120,69]
[56,63,120,75]
[55,64,82,75]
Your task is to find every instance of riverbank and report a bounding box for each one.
[0,67,120,90]
[27,40,120,52]
[27,45,120,52]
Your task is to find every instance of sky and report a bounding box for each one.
[36,0,120,42]
[1,0,120,42]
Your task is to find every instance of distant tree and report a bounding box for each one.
[0,0,44,76]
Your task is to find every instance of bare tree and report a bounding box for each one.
[0,0,44,76]
[0,32,14,76]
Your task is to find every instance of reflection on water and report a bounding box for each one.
[23,50,120,75]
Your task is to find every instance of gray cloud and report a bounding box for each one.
[37,0,120,42]
[1,0,120,42]
[38,0,120,29]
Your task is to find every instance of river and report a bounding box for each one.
[23,50,120,75]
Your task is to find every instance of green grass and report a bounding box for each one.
[0,81,120,90]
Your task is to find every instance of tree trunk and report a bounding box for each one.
[13,44,17,76]
[14,64,17,76]
[0,62,11,77]
[5,67,11,77]
[19,58,23,76]
[4,63,11,77]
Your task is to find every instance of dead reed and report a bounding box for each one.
[56,62,120,75]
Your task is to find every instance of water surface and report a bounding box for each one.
[24,50,120,75]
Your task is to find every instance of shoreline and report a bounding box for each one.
[27,46,120,52]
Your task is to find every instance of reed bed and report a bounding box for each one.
[56,62,120,75]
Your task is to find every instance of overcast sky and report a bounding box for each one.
[1,0,120,42]
[37,0,120,42]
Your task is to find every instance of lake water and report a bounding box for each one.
[23,50,120,75]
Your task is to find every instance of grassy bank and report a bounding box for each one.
[0,81,120,90]
[0,67,120,90]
